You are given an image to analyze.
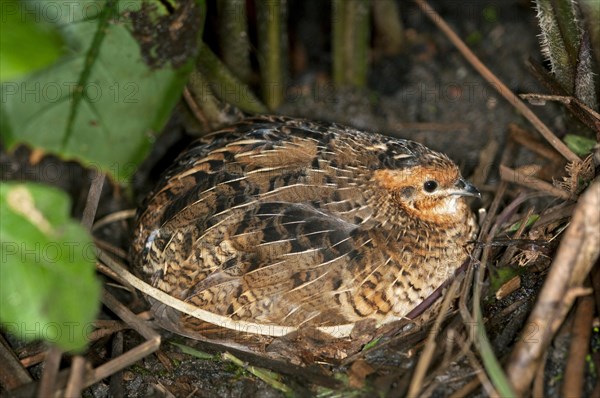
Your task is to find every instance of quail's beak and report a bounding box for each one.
[450,178,481,198]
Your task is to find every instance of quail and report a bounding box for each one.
[131,116,480,339]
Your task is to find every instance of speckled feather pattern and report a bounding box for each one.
[131,116,478,336]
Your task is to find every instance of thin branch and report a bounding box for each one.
[109,332,124,398]
[520,93,600,120]
[92,209,136,231]
[508,124,564,162]
[64,356,86,397]
[37,346,61,398]
[0,334,32,390]
[563,293,595,398]
[413,0,580,163]
[407,278,461,396]
[499,164,574,200]
[82,170,105,230]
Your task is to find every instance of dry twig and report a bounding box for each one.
[407,278,461,396]
[499,164,573,200]
[36,346,61,398]
[414,0,580,163]
[0,334,32,390]
[563,293,595,398]
[508,124,564,162]
[64,356,87,397]
[506,180,600,395]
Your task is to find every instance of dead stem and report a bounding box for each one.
[88,321,129,341]
[563,293,595,398]
[0,334,32,389]
[454,334,497,397]
[64,356,86,397]
[473,202,516,397]
[37,346,61,398]
[413,0,580,163]
[92,209,136,232]
[506,179,600,395]
[497,207,535,268]
[471,138,500,188]
[183,86,210,131]
[499,164,573,200]
[82,171,105,230]
[532,351,547,398]
[20,352,46,368]
[407,278,461,396]
[448,375,483,398]
[109,332,124,398]
[508,124,564,162]
[520,93,600,134]
[459,182,507,330]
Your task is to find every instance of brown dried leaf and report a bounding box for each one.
[554,155,595,194]
[348,359,376,388]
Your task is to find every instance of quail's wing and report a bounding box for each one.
[191,201,363,323]
[134,116,403,336]
[146,200,371,340]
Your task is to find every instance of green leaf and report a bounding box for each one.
[0,0,64,82]
[564,134,597,157]
[0,0,200,182]
[170,341,214,360]
[506,214,540,233]
[222,352,294,396]
[0,182,100,352]
[362,337,381,351]
[489,267,520,295]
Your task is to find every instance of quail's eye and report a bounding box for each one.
[423,180,438,193]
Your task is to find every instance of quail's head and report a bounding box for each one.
[372,144,480,225]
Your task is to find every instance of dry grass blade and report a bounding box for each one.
[499,164,573,200]
[506,179,600,395]
[109,331,124,398]
[533,351,547,397]
[472,218,515,397]
[520,94,600,120]
[19,352,46,369]
[64,356,86,397]
[413,0,580,163]
[454,334,497,397]
[17,322,128,370]
[0,334,32,390]
[407,278,461,396]
[87,291,161,384]
[508,124,564,162]
[92,209,136,232]
[183,85,211,131]
[81,171,105,230]
[563,293,595,398]
[448,375,483,398]
[36,346,61,398]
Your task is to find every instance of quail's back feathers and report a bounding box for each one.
[131,116,479,337]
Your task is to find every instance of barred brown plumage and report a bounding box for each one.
[130,115,479,339]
